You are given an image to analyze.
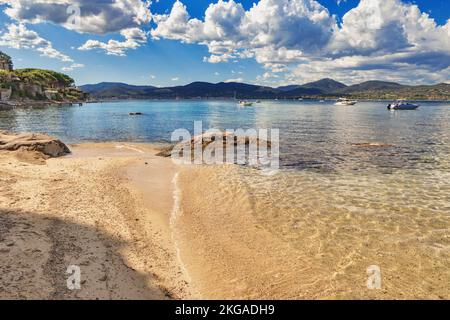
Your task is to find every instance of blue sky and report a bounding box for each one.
[0,0,448,87]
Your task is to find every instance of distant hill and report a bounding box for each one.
[80,79,450,101]
[168,81,264,98]
[277,79,346,95]
[301,78,347,92]
[338,81,404,94]
[80,82,155,93]
[82,81,278,99]
[80,82,156,99]
[282,87,324,96]
[277,85,302,92]
[337,82,450,100]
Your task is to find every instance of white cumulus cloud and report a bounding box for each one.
[151,0,450,85]
[225,77,244,83]
[151,0,335,71]
[78,28,148,56]
[0,0,151,35]
[62,63,84,72]
[0,23,73,62]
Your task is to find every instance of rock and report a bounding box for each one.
[156,131,272,164]
[155,146,174,158]
[0,131,70,157]
[129,112,143,116]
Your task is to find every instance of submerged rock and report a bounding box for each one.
[0,131,70,157]
[352,142,394,148]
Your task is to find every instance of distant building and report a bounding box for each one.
[0,51,13,71]
[44,89,59,100]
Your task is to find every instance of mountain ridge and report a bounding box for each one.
[80,79,450,101]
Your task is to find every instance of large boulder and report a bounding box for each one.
[157,132,272,158]
[156,131,274,167]
[0,131,70,157]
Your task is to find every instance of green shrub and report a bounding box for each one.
[14,69,74,87]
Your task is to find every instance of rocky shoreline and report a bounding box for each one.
[0,100,85,110]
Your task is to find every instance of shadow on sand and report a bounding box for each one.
[0,208,169,300]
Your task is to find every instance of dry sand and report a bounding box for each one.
[0,143,192,299]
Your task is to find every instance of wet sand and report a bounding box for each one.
[175,165,449,299]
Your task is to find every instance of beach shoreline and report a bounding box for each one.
[0,141,448,300]
[0,100,85,111]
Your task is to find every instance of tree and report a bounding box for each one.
[0,51,13,71]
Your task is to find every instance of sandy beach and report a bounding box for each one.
[0,141,448,300]
[0,143,193,299]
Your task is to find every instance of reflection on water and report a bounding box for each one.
[1,100,449,297]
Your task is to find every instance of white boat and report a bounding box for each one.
[335,98,357,105]
[238,100,253,107]
[387,100,419,110]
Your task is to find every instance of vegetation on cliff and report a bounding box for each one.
[0,51,86,103]
[0,68,85,102]
[14,69,74,87]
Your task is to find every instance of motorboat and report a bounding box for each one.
[387,101,419,110]
[335,98,357,105]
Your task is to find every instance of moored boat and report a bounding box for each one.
[335,98,357,105]
[387,101,419,110]
[239,100,253,107]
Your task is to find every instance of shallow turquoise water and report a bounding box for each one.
[1,100,449,172]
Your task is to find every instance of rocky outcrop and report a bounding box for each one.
[0,131,70,157]
[156,132,272,160]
